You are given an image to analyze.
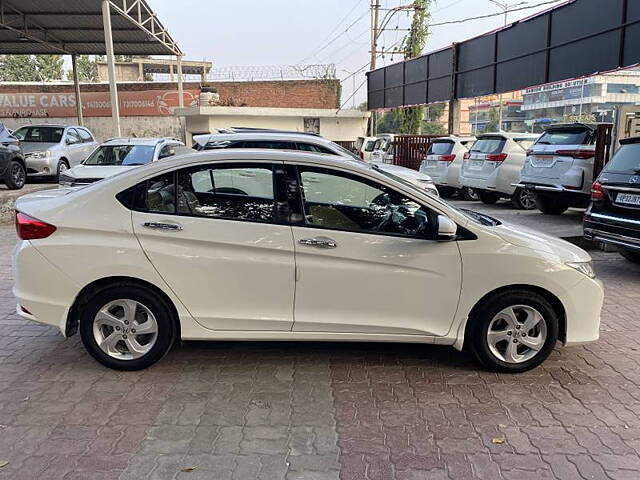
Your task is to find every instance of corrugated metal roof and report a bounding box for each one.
[0,0,182,55]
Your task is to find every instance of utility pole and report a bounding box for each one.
[369,0,380,135]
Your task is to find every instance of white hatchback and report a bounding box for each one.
[13,150,603,373]
[459,133,539,209]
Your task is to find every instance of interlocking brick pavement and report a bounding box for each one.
[0,224,639,479]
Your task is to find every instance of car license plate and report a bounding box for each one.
[617,193,640,206]
[470,160,484,169]
[532,155,554,166]
[426,160,439,167]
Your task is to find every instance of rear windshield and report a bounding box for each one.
[84,145,156,166]
[603,143,640,173]
[537,127,593,146]
[515,138,537,151]
[471,138,506,154]
[13,126,64,143]
[427,141,454,155]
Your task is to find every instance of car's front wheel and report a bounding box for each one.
[468,290,559,373]
[4,160,26,189]
[55,160,70,182]
[79,285,177,370]
[511,188,537,210]
[619,248,640,264]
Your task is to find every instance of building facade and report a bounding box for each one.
[521,71,640,132]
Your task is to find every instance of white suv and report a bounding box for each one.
[419,136,476,199]
[517,123,598,215]
[460,133,539,209]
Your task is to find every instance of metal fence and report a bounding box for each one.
[392,135,440,170]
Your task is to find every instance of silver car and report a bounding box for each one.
[12,124,98,181]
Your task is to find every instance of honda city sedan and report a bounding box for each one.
[13,150,603,373]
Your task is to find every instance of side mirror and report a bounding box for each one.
[436,215,457,241]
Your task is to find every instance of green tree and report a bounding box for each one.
[395,0,431,134]
[0,55,38,81]
[485,107,500,132]
[34,55,64,81]
[67,55,100,82]
[377,110,402,133]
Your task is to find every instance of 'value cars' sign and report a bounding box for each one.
[0,89,199,118]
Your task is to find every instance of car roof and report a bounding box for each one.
[15,123,70,128]
[433,135,476,142]
[101,137,182,146]
[477,132,539,139]
[193,132,336,146]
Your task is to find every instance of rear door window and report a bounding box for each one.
[537,128,593,146]
[471,138,506,154]
[604,143,640,173]
[77,128,94,143]
[427,141,454,155]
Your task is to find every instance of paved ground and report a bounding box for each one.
[0,183,55,225]
[1,214,640,479]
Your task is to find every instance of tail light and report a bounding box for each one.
[463,152,471,160]
[15,212,56,240]
[439,154,456,162]
[486,153,508,163]
[591,181,605,200]
[556,149,595,160]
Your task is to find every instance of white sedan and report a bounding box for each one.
[13,150,603,372]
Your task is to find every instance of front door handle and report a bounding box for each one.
[299,237,337,249]
[142,222,183,231]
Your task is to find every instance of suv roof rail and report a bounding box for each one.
[228,127,322,137]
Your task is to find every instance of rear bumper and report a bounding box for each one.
[12,240,79,335]
[584,212,640,251]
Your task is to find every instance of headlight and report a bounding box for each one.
[26,150,50,159]
[566,261,596,278]
[58,174,75,186]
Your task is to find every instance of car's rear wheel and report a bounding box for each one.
[461,187,479,201]
[79,285,177,370]
[511,188,537,210]
[479,191,501,205]
[619,248,640,264]
[469,290,559,373]
[536,195,569,215]
[5,160,25,190]
[438,186,456,198]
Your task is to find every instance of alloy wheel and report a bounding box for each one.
[518,189,536,210]
[12,163,25,187]
[486,305,547,364]
[92,299,158,360]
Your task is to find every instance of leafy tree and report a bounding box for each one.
[34,55,64,81]
[356,101,368,112]
[67,55,99,82]
[395,0,431,134]
[377,111,402,133]
[485,107,500,132]
[0,55,38,81]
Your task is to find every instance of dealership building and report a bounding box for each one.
[521,70,640,132]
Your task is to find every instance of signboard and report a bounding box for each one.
[0,89,200,118]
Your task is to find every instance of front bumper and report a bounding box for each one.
[25,155,57,176]
[559,275,603,346]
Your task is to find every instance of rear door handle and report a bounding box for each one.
[298,237,337,249]
[142,222,183,231]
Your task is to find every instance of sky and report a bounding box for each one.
[149,0,568,107]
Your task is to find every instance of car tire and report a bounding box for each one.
[4,160,26,190]
[438,186,456,198]
[468,290,559,373]
[461,187,479,201]
[619,248,640,264]
[536,195,569,215]
[79,284,177,370]
[479,191,501,205]
[55,160,70,182]
[511,188,537,210]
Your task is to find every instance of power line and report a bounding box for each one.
[429,0,566,27]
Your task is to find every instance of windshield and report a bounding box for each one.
[603,143,640,173]
[13,126,64,143]
[537,127,593,146]
[471,138,505,154]
[428,141,454,155]
[84,145,156,166]
[374,138,391,151]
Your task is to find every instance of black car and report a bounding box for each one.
[0,124,25,190]
[584,136,640,264]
